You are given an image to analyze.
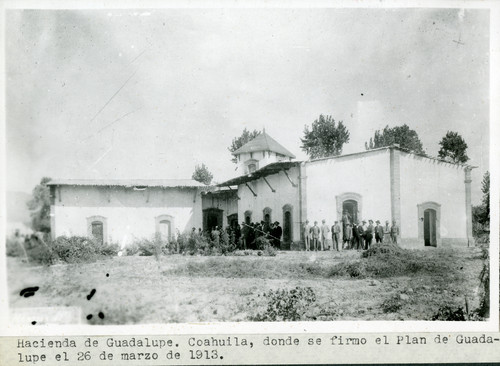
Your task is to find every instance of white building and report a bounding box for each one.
[48,133,474,248]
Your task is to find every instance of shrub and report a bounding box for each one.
[50,236,104,263]
[381,294,403,313]
[6,236,25,257]
[431,306,466,321]
[262,244,277,257]
[248,287,317,321]
[134,235,166,258]
[255,236,271,251]
[100,242,120,256]
[125,242,140,256]
[362,243,403,258]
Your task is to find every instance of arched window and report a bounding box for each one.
[282,204,293,247]
[248,164,256,173]
[263,207,272,224]
[86,216,107,244]
[155,215,175,242]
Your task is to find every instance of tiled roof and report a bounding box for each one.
[46,179,206,188]
[232,132,296,158]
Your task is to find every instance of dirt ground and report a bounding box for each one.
[7,245,486,324]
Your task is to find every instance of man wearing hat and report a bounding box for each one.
[383,220,391,243]
[375,220,384,243]
[311,221,321,251]
[358,221,366,250]
[391,220,400,244]
[273,221,282,249]
[331,220,341,251]
[303,220,312,251]
[364,220,374,249]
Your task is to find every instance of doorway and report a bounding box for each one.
[158,220,171,242]
[342,199,358,224]
[203,208,223,231]
[424,208,437,247]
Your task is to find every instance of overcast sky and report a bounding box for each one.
[6,7,490,203]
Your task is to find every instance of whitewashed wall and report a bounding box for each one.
[399,153,467,239]
[52,186,202,246]
[237,167,301,241]
[305,149,392,225]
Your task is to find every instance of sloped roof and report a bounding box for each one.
[232,132,296,158]
[47,179,206,188]
[217,161,301,187]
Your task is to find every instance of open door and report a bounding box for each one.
[424,208,437,247]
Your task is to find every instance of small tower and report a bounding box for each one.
[232,131,296,174]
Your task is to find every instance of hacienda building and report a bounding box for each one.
[48,132,474,248]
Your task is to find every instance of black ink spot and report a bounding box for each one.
[86,314,93,320]
[361,93,364,96]
[31,321,36,325]
[87,289,96,301]
[98,312,105,319]
[220,356,223,359]
[20,286,39,298]
[106,273,109,277]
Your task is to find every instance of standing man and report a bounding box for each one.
[375,220,384,243]
[391,220,400,244]
[365,220,374,249]
[344,224,353,249]
[352,221,360,250]
[321,219,330,251]
[358,221,366,250]
[274,221,283,249]
[241,221,248,249]
[303,220,312,251]
[383,220,390,243]
[311,221,321,251]
[332,220,341,251]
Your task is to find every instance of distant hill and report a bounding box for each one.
[7,191,31,224]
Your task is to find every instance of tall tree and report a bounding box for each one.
[192,163,213,185]
[437,131,469,163]
[228,128,261,163]
[365,124,425,155]
[300,115,350,159]
[27,177,52,233]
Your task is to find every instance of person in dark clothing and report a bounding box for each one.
[235,223,242,248]
[273,221,283,249]
[352,221,360,250]
[375,220,384,243]
[365,220,374,249]
[358,221,365,250]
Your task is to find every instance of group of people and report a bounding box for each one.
[303,213,400,251]
[197,220,283,250]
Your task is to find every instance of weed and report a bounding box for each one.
[248,287,316,321]
[381,294,403,313]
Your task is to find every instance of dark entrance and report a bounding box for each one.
[227,213,238,229]
[91,221,103,243]
[342,200,358,224]
[282,204,293,250]
[424,208,437,247]
[203,208,223,232]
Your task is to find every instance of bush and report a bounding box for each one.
[362,243,403,258]
[100,242,120,256]
[134,235,165,258]
[50,236,103,263]
[262,244,277,257]
[125,242,140,256]
[248,287,317,321]
[381,294,403,313]
[6,236,25,257]
[431,306,466,321]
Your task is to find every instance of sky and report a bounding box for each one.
[5,7,490,203]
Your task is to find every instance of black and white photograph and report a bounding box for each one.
[2,2,495,330]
